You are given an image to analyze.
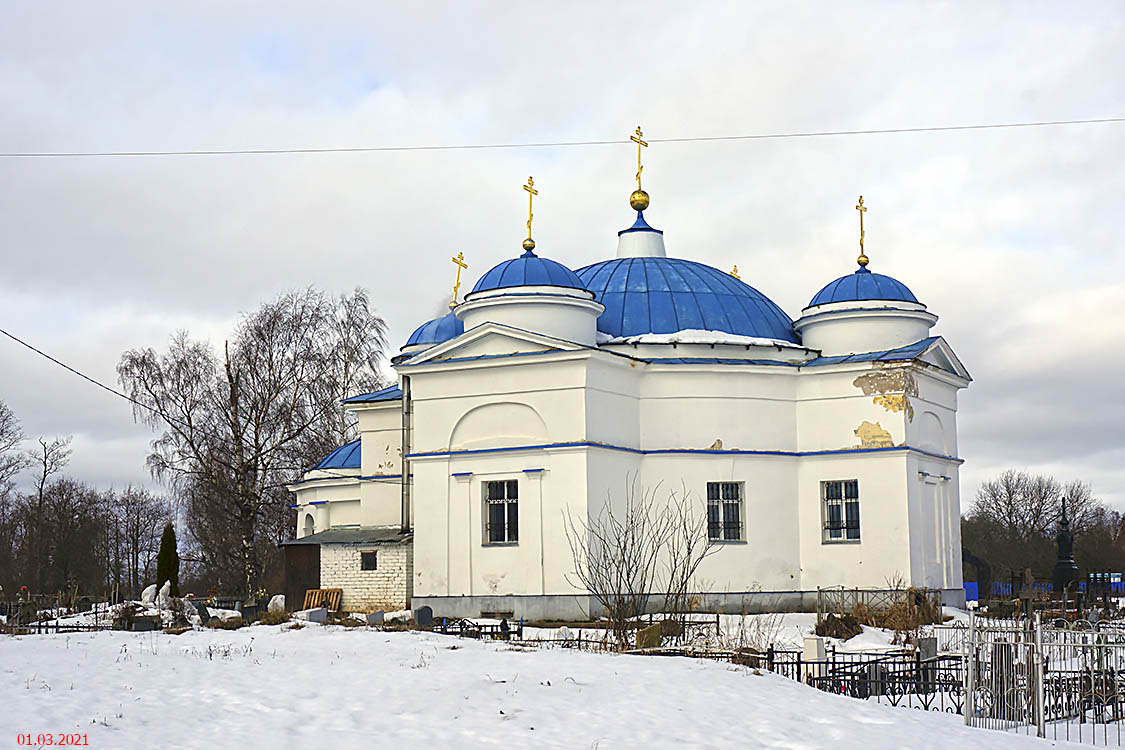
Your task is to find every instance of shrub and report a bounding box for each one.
[257,610,291,626]
[208,616,244,630]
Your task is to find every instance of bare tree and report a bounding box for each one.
[26,436,72,591]
[115,486,171,596]
[0,399,30,492]
[970,470,1099,538]
[662,484,720,639]
[118,287,387,593]
[564,477,673,650]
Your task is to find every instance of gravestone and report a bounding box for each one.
[140,584,157,605]
[267,595,286,614]
[294,607,327,624]
[635,622,662,650]
[364,611,384,625]
[414,606,433,627]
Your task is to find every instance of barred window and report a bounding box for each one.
[706,482,743,542]
[361,551,378,571]
[822,479,860,542]
[483,480,519,544]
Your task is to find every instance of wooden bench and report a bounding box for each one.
[302,588,343,612]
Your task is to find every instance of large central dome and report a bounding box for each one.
[575,257,798,343]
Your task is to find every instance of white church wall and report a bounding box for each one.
[796,452,913,590]
[410,446,595,614]
[628,453,803,594]
[407,356,592,454]
[583,356,641,449]
[456,290,603,346]
[795,366,909,453]
[907,452,965,599]
[354,402,401,476]
[796,308,936,356]
[637,367,798,452]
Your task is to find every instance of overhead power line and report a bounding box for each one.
[0,326,390,484]
[0,117,1122,159]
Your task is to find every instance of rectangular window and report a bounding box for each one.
[823,479,860,542]
[361,551,377,571]
[706,482,743,542]
[483,480,519,544]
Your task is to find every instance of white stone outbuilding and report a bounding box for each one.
[287,187,971,621]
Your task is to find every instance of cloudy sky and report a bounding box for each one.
[1,2,1122,508]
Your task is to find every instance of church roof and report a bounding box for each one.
[575,257,798,342]
[281,526,410,546]
[342,385,402,404]
[471,249,586,293]
[404,311,464,349]
[312,439,361,470]
[808,267,918,307]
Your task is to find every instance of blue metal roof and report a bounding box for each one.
[575,257,798,343]
[808,268,918,307]
[404,311,464,348]
[618,210,664,236]
[471,249,586,293]
[342,385,402,403]
[313,439,361,470]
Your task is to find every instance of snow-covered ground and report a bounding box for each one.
[1,622,1068,749]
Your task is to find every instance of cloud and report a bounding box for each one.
[0,1,1122,507]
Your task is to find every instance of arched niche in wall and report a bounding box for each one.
[303,513,316,537]
[917,411,948,456]
[449,401,550,450]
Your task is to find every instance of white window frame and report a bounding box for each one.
[706,481,744,542]
[482,479,519,545]
[821,479,861,543]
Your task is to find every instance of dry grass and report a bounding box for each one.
[256,610,291,626]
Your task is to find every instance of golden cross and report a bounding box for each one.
[630,126,648,190]
[855,195,869,266]
[523,176,538,241]
[449,251,468,308]
[730,265,740,280]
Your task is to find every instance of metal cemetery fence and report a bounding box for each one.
[965,614,1125,745]
[761,615,1125,745]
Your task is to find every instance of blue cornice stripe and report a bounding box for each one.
[406,441,962,464]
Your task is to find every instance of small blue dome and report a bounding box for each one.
[404,311,464,348]
[471,249,586,294]
[808,268,918,307]
[314,439,361,470]
[575,257,798,343]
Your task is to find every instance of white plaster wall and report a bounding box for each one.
[907,453,965,590]
[795,366,910,453]
[457,291,602,346]
[796,452,914,589]
[411,446,592,600]
[319,543,411,611]
[797,310,935,356]
[637,367,798,452]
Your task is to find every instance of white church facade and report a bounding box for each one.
[286,175,971,620]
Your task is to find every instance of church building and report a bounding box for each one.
[285,137,972,620]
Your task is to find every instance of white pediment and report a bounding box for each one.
[396,322,585,368]
[919,338,972,382]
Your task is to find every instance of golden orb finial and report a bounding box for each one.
[629,189,650,211]
[522,237,536,253]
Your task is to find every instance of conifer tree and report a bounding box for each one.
[156,522,180,597]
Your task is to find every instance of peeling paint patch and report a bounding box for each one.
[854,420,895,449]
[853,366,918,421]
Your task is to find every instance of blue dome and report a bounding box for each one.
[808,268,918,307]
[314,439,360,470]
[471,249,586,294]
[404,311,464,348]
[575,257,798,343]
